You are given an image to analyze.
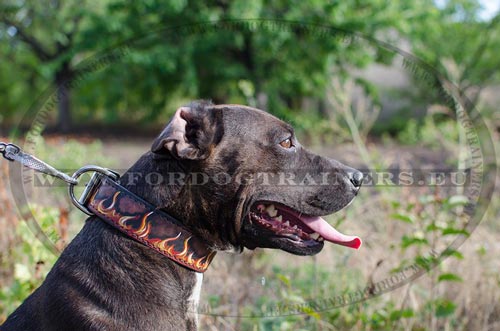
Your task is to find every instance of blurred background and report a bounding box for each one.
[0,1,499,330]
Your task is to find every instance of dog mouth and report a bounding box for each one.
[248,202,361,250]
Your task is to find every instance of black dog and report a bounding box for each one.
[1,101,362,331]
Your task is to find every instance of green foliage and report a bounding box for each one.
[434,299,457,318]
[32,136,116,170]
[406,0,500,116]
[1,0,498,138]
[411,0,500,84]
[0,206,59,319]
[396,118,421,145]
[396,113,461,149]
[0,0,455,132]
[437,273,463,283]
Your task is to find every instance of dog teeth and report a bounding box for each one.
[274,215,282,222]
[292,225,298,230]
[283,221,290,227]
[310,232,320,240]
[266,204,278,217]
[318,237,324,242]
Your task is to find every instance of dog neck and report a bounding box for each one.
[118,152,185,210]
[119,152,240,251]
[49,152,211,330]
[61,217,203,330]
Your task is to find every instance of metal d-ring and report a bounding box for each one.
[68,165,120,216]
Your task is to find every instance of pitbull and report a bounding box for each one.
[1,100,363,331]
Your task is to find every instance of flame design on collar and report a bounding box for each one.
[87,179,216,272]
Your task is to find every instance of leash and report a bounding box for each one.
[1,142,79,185]
[1,142,215,273]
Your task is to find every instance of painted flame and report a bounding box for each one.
[177,236,192,257]
[194,251,216,270]
[136,211,154,236]
[137,223,152,238]
[186,252,194,265]
[93,191,215,271]
[118,215,138,227]
[96,192,120,219]
[149,233,214,271]
[153,232,182,251]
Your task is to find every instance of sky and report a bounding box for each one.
[434,0,499,20]
[478,0,500,20]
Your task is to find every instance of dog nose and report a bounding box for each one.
[348,170,364,188]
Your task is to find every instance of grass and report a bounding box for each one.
[0,132,498,330]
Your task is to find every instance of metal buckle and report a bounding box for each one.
[68,166,120,216]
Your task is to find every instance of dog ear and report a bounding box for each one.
[151,103,221,160]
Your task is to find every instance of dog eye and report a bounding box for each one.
[279,138,293,149]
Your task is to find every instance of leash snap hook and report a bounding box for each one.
[69,166,120,216]
[1,142,79,184]
[0,142,21,161]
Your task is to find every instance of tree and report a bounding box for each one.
[1,0,440,132]
[408,0,500,107]
[0,1,92,132]
[81,0,432,127]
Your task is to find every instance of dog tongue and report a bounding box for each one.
[301,215,362,249]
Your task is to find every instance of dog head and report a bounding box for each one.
[150,101,362,255]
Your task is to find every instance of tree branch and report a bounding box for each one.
[0,15,55,61]
[460,13,500,83]
[55,9,83,54]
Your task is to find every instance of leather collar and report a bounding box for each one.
[84,177,216,273]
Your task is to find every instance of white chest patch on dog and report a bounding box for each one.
[187,272,203,327]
